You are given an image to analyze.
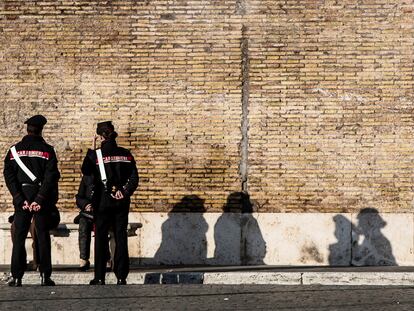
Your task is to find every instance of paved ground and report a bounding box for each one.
[1,285,414,311]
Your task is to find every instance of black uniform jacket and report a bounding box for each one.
[76,175,96,211]
[3,135,60,211]
[81,139,139,212]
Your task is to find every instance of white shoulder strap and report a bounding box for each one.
[10,146,37,182]
[96,149,107,184]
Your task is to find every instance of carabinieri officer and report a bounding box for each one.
[3,115,60,287]
[82,121,138,285]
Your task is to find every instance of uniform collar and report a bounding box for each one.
[22,135,45,143]
[101,138,117,151]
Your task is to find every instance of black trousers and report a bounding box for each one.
[78,217,93,261]
[79,217,111,262]
[94,208,129,281]
[11,210,52,279]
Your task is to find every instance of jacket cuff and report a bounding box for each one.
[35,194,46,206]
[122,187,130,197]
[81,201,91,210]
[12,193,24,208]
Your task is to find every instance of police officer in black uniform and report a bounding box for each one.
[3,115,60,287]
[82,121,138,285]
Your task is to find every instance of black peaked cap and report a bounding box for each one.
[96,121,115,135]
[24,115,47,127]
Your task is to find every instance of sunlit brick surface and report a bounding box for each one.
[1,1,413,212]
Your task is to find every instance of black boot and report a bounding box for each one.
[8,278,22,287]
[41,274,56,286]
[79,260,90,272]
[89,279,105,285]
[117,279,127,285]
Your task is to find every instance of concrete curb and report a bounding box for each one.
[204,272,302,285]
[3,271,414,286]
[302,272,414,286]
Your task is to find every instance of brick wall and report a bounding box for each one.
[246,0,414,212]
[0,1,413,213]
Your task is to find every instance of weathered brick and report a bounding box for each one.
[0,1,413,214]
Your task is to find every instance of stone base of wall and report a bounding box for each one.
[0,212,411,266]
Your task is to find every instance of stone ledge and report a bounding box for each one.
[0,222,143,237]
[1,212,412,266]
[2,270,414,286]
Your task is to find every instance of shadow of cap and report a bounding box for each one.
[170,195,206,213]
[223,192,254,213]
[357,208,387,228]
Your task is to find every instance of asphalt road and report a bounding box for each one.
[1,285,413,311]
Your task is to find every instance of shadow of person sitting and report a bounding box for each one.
[352,208,397,266]
[328,215,353,266]
[214,192,266,266]
[213,193,242,265]
[153,195,208,266]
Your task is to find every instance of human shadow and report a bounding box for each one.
[214,192,266,266]
[153,195,208,266]
[145,195,208,284]
[329,208,397,266]
[328,215,353,266]
[351,208,397,266]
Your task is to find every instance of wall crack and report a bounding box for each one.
[240,24,250,193]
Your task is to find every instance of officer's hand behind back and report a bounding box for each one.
[22,201,30,210]
[111,190,124,200]
[30,202,41,212]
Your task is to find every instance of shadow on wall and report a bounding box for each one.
[329,208,397,266]
[145,192,266,284]
[153,195,208,266]
[328,215,353,266]
[214,192,266,266]
[145,195,208,284]
[352,208,396,266]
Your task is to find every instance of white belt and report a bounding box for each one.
[10,146,38,182]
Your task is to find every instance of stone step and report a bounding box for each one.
[2,269,414,286]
